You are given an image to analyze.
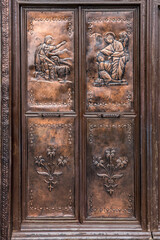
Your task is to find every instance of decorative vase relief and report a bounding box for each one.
[34,145,68,192]
[93,148,128,196]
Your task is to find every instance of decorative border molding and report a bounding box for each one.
[88,193,134,217]
[29,87,73,107]
[87,15,133,37]
[88,121,133,144]
[88,90,132,109]
[1,0,10,239]
[28,122,73,146]
[28,15,73,37]
[29,188,73,214]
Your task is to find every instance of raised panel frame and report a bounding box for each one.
[21,7,79,113]
[20,6,79,223]
[79,6,141,225]
[83,7,139,114]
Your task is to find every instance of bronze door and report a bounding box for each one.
[1,1,153,239]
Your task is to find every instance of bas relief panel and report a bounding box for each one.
[86,118,135,218]
[27,117,75,218]
[27,11,75,112]
[86,11,134,112]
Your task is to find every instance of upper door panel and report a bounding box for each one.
[23,9,78,112]
[84,9,138,113]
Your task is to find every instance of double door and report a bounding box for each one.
[9,1,150,239]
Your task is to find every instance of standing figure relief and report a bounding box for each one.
[94,31,129,87]
[34,35,72,83]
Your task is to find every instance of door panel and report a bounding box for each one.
[21,7,79,221]
[25,9,77,112]
[83,7,139,222]
[85,9,138,113]
[25,117,76,219]
[86,118,135,219]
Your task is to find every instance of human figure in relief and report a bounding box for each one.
[94,32,129,87]
[34,35,72,82]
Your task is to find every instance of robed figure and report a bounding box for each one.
[34,35,72,82]
[94,31,129,86]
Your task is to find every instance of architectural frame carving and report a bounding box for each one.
[1,0,11,239]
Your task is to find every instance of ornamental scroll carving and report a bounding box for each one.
[93,148,128,195]
[1,0,10,238]
[34,145,68,192]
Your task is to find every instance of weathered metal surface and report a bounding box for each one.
[86,118,135,218]
[5,1,153,238]
[27,11,75,112]
[26,117,75,218]
[86,11,134,112]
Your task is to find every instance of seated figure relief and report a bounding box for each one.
[34,35,72,83]
[94,31,129,87]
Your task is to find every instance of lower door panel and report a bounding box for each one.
[86,118,135,220]
[25,117,76,219]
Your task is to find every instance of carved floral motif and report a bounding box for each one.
[34,145,68,192]
[93,148,128,195]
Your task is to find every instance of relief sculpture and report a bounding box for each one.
[93,148,128,195]
[94,31,129,87]
[87,118,134,218]
[27,11,75,112]
[27,118,75,218]
[34,35,72,83]
[86,11,134,112]
[34,145,68,192]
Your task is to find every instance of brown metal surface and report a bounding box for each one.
[27,11,75,112]
[85,11,134,112]
[26,117,75,218]
[86,118,135,219]
[3,1,153,239]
